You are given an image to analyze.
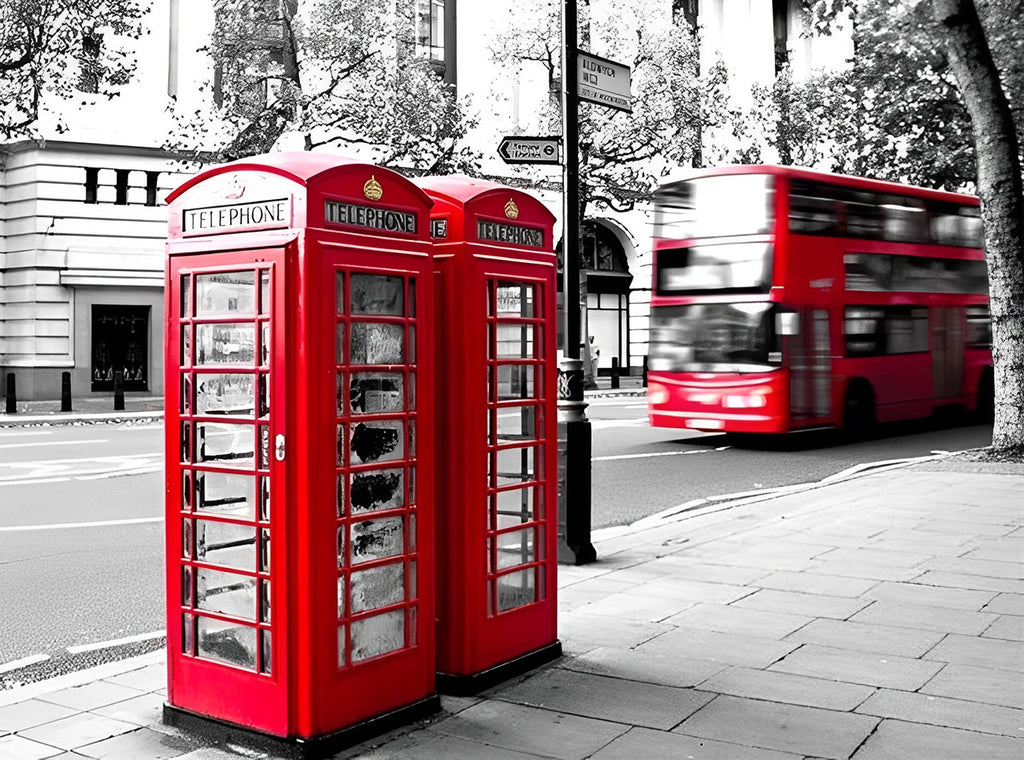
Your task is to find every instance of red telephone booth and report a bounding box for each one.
[415,176,560,693]
[163,153,438,754]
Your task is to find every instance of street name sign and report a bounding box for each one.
[498,136,561,165]
[577,51,632,113]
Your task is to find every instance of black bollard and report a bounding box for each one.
[642,355,649,387]
[611,356,620,389]
[61,371,72,412]
[5,373,15,414]
[114,370,125,411]
[556,359,596,565]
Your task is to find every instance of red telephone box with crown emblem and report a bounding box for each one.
[415,176,560,693]
[163,153,438,755]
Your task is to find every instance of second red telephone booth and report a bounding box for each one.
[416,176,561,693]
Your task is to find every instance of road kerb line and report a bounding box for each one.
[0,654,50,674]
[67,630,165,655]
[0,517,162,532]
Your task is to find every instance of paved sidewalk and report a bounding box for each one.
[1,451,1021,759]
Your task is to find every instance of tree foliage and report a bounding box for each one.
[168,0,479,173]
[727,0,1022,190]
[489,0,728,215]
[0,0,145,139]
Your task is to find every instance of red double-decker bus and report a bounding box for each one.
[647,165,992,435]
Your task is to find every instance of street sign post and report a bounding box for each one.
[577,50,632,113]
[497,136,561,165]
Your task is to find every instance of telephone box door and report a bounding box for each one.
[166,247,289,732]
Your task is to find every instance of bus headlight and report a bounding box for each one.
[723,389,770,409]
[648,383,670,405]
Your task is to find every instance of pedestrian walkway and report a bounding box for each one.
[1,451,1021,759]
[0,394,164,426]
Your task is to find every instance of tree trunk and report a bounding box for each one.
[932,0,1024,451]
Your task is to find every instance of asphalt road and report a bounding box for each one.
[0,405,992,685]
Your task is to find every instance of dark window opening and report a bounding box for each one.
[84,167,100,204]
[773,0,790,73]
[92,305,150,392]
[145,171,161,207]
[844,306,929,357]
[115,169,130,205]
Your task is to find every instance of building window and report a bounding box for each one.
[773,0,790,73]
[115,169,131,205]
[416,0,445,61]
[84,168,100,204]
[79,31,103,93]
[145,171,161,207]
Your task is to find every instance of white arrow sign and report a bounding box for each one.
[498,136,561,165]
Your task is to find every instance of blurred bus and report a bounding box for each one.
[647,165,992,435]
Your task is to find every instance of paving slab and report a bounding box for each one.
[851,718,1024,760]
[0,700,78,734]
[344,730,557,760]
[73,726,202,760]
[919,662,1024,709]
[493,668,714,730]
[637,626,800,669]
[589,725,801,760]
[855,688,1024,738]
[783,617,945,658]
[666,603,812,639]
[558,646,728,688]
[624,577,754,605]
[35,682,146,713]
[850,599,998,635]
[89,693,165,727]
[0,733,64,759]
[922,555,1024,580]
[642,558,772,586]
[925,633,1024,671]
[557,614,670,654]
[675,694,878,759]
[805,559,925,582]
[731,588,871,620]
[769,644,944,690]
[861,580,998,610]
[429,700,627,760]
[908,570,1022,594]
[754,570,880,598]
[983,592,1024,616]
[101,665,166,694]
[17,713,138,752]
[573,591,693,623]
[697,666,874,711]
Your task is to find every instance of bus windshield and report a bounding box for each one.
[648,302,779,373]
[656,242,773,294]
[654,174,775,240]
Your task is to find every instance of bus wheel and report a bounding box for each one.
[976,368,994,423]
[843,382,876,439]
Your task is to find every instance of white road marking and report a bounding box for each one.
[0,431,53,438]
[594,445,730,462]
[67,630,165,655]
[0,453,162,485]
[0,517,162,533]
[0,439,108,450]
[0,654,50,673]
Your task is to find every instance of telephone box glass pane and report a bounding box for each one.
[350,516,404,564]
[196,567,257,620]
[180,326,192,367]
[494,283,535,317]
[351,561,404,612]
[260,630,272,673]
[195,374,255,417]
[181,276,192,318]
[495,324,535,358]
[350,469,403,513]
[197,617,257,669]
[259,271,270,315]
[351,609,404,662]
[494,528,535,570]
[196,323,256,365]
[350,420,404,464]
[493,446,536,486]
[195,520,257,570]
[195,422,255,469]
[351,323,404,364]
[350,373,404,414]
[495,406,536,441]
[495,486,535,524]
[196,272,255,316]
[495,365,535,400]
[351,274,404,315]
[497,569,535,612]
[195,471,256,518]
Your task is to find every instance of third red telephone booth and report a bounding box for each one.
[416,176,560,693]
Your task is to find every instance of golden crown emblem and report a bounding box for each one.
[363,176,383,201]
[504,199,520,219]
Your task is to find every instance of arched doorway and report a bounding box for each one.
[581,220,633,376]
